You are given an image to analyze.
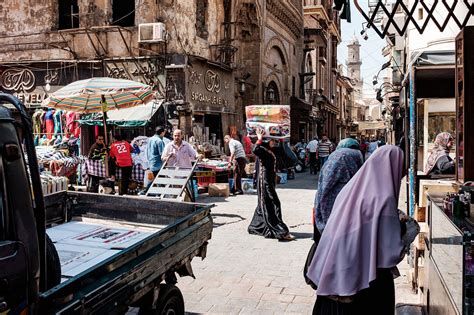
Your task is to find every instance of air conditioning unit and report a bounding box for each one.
[138,23,166,43]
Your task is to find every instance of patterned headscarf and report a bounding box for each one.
[314,148,363,233]
[336,138,360,150]
[424,132,453,174]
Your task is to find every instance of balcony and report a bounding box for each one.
[304,0,341,42]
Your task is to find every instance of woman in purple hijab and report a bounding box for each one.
[306,145,407,314]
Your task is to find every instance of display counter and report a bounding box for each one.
[427,192,474,315]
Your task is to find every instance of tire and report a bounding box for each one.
[46,234,61,289]
[139,284,184,315]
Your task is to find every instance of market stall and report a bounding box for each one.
[410,27,474,315]
[82,159,144,182]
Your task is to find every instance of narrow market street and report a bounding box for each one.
[176,171,419,314]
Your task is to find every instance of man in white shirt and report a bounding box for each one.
[162,129,198,168]
[306,137,319,174]
[224,135,247,195]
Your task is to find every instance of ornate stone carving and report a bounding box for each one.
[266,0,303,39]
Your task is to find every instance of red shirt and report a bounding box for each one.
[109,140,133,167]
[243,136,252,155]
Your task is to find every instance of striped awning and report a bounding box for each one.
[42,77,154,113]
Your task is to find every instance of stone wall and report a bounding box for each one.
[0,0,226,62]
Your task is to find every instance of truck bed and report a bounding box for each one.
[40,191,213,314]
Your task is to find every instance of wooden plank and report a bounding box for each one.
[159,169,192,177]
[152,177,188,185]
[147,187,182,196]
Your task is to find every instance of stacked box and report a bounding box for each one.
[245,105,290,139]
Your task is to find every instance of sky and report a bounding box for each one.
[337,0,389,97]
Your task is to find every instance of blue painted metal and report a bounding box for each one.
[409,69,416,217]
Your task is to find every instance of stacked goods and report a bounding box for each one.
[245,105,290,139]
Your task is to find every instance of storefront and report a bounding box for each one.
[403,27,474,315]
[166,57,236,150]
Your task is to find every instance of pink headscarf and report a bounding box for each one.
[424,132,453,174]
[306,145,405,296]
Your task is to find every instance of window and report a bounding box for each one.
[58,0,79,30]
[196,0,209,39]
[418,8,424,20]
[112,0,135,27]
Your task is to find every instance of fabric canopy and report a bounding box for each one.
[357,121,386,130]
[42,77,154,113]
[79,99,163,127]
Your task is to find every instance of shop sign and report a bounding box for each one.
[14,91,49,105]
[187,62,234,110]
[105,59,165,96]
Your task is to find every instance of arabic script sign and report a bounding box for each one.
[1,68,36,92]
[187,62,234,110]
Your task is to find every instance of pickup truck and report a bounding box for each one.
[0,94,213,314]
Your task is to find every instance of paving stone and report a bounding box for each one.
[184,301,213,313]
[225,297,260,309]
[249,285,283,295]
[282,287,315,297]
[293,295,316,305]
[208,304,242,314]
[261,292,295,303]
[256,300,289,312]
[285,302,313,314]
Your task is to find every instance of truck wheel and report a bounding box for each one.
[139,284,184,315]
[46,234,61,289]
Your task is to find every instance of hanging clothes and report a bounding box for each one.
[61,111,68,134]
[74,112,81,138]
[45,109,55,139]
[32,110,44,135]
[53,110,63,135]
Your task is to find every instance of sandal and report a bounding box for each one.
[279,233,296,242]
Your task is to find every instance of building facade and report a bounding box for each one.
[302,0,341,141]
[0,0,304,146]
[231,0,304,142]
[335,68,354,141]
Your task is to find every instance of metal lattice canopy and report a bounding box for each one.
[354,0,474,38]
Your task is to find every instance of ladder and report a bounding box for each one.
[146,160,197,201]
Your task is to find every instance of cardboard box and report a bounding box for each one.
[245,162,256,175]
[208,183,230,197]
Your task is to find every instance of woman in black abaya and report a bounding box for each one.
[248,128,295,241]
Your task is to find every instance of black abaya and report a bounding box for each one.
[248,143,289,239]
[312,268,395,315]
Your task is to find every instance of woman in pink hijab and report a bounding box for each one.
[424,132,455,175]
[306,145,407,314]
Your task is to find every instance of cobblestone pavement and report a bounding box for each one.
[174,172,419,314]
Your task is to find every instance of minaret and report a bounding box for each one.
[346,35,363,96]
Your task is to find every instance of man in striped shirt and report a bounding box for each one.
[316,135,333,169]
[225,135,247,195]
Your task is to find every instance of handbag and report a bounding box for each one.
[303,227,320,290]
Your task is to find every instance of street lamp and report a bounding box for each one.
[266,86,275,103]
[372,60,392,85]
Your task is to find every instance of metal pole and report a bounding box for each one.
[101,95,110,177]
